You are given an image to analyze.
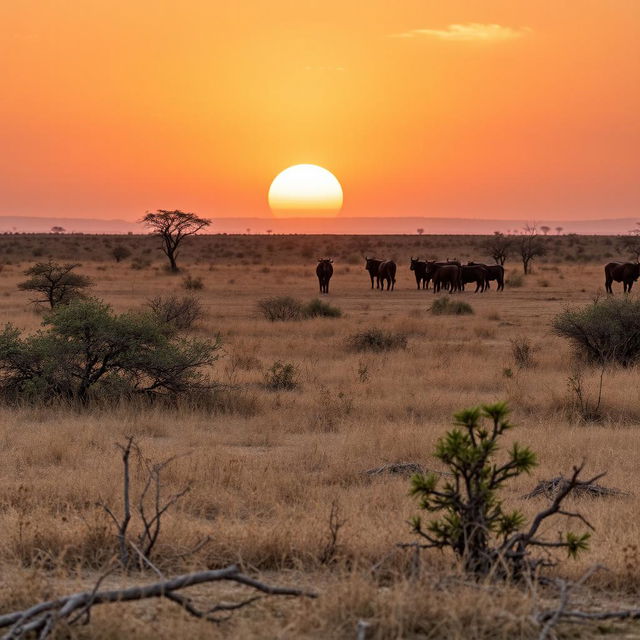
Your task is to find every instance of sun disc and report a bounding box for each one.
[268,164,343,218]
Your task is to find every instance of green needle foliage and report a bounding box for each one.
[409,402,593,578]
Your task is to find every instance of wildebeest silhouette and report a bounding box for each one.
[460,265,488,292]
[424,260,460,290]
[365,257,383,289]
[316,258,333,294]
[409,257,428,289]
[433,264,461,293]
[468,262,505,291]
[605,262,640,293]
[378,260,397,291]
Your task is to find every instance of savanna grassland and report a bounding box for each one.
[0,232,639,639]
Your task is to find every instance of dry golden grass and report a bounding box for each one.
[0,234,639,638]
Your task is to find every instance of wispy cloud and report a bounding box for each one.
[389,23,531,42]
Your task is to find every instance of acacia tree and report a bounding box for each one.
[481,231,512,265]
[141,210,211,272]
[18,261,93,308]
[519,224,546,274]
[618,223,640,262]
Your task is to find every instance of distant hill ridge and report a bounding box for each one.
[0,215,636,235]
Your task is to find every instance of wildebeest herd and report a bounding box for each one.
[315,257,640,295]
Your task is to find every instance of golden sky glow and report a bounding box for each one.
[1,1,639,222]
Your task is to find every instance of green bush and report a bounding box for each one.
[409,402,590,578]
[0,298,220,404]
[304,298,342,318]
[264,361,298,391]
[552,297,640,366]
[258,297,304,321]
[18,261,93,308]
[347,329,407,352]
[430,297,473,316]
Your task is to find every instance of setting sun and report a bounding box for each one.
[268,165,343,218]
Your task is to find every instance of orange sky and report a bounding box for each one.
[1,0,639,222]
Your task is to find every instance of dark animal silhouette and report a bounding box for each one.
[433,264,461,293]
[365,257,383,289]
[605,262,640,293]
[378,260,397,291]
[410,257,428,289]
[468,262,505,291]
[316,258,333,294]
[424,260,461,290]
[460,265,488,292]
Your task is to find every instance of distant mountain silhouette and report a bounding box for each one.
[0,215,636,235]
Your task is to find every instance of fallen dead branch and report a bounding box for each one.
[364,462,427,477]
[535,565,640,639]
[0,565,317,640]
[523,476,629,500]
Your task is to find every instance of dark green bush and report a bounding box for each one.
[0,298,220,404]
[553,297,640,366]
[347,329,407,352]
[18,261,93,308]
[430,297,473,316]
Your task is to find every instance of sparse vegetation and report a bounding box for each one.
[147,294,203,330]
[304,298,342,318]
[112,244,132,262]
[264,360,299,390]
[506,272,524,287]
[182,274,204,290]
[258,296,304,321]
[347,328,407,352]
[553,297,640,366]
[511,336,535,368]
[430,297,473,315]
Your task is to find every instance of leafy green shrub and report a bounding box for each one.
[264,361,298,391]
[258,296,304,321]
[182,275,204,290]
[506,272,524,287]
[553,297,640,366]
[430,297,473,316]
[409,402,592,578]
[347,329,407,352]
[0,298,220,404]
[304,298,342,318]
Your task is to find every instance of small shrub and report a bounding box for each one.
[258,296,304,321]
[131,257,151,270]
[506,272,524,287]
[304,298,342,318]
[552,297,640,366]
[430,297,473,316]
[264,361,298,390]
[112,245,132,262]
[409,402,591,578]
[347,329,407,352]
[511,336,534,368]
[147,295,203,330]
[182,275,204,290]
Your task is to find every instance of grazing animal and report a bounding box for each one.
[605,262,640,293]
[365,257,383,289]
[460,265,488,292]
[466,262,504,291]
[433,264,461,293]
[316,258,333,294]
[378,260,397,291]
[468,262,505,292]
[424,260,460,290]
[410,257,428,289]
